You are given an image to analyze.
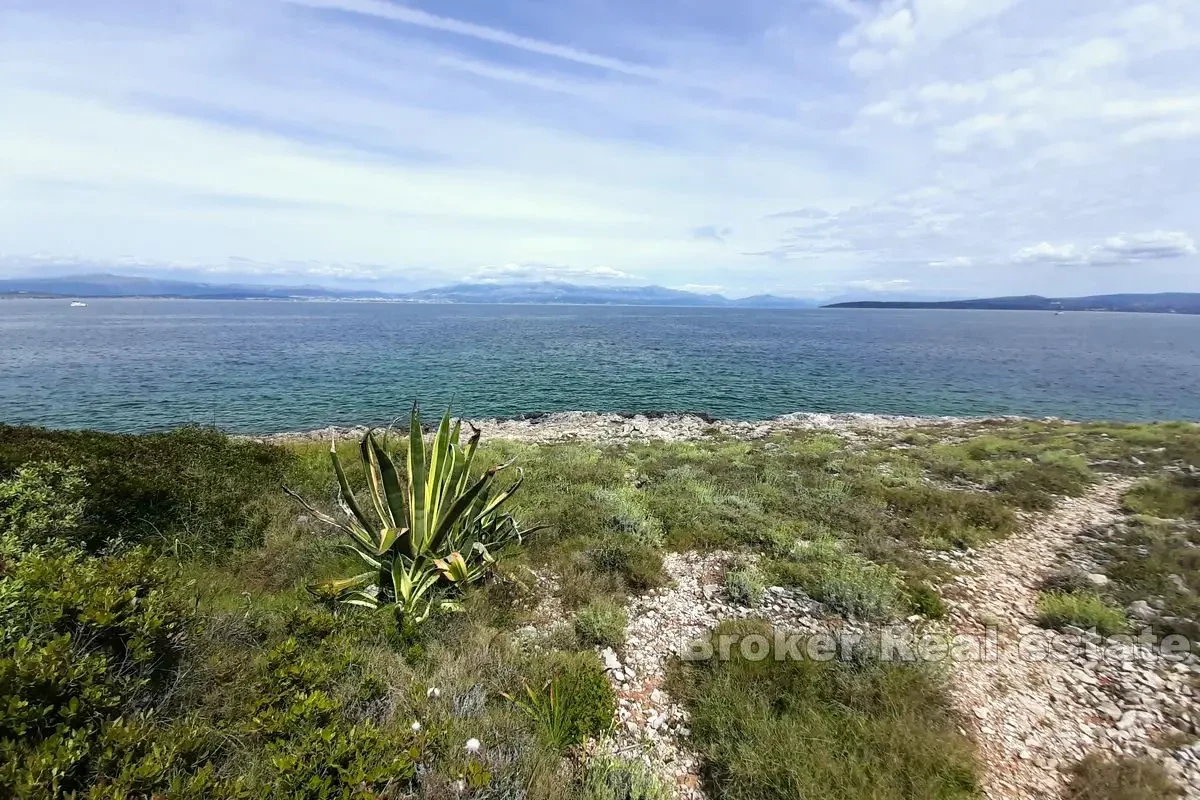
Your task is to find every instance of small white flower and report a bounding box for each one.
[464,738,481,754]
[427,687,441,699]
[452,778,467,793]
[411,721,422,733]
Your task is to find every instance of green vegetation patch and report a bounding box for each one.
[1123,474,1200,520]
[1066,753,1183,800]
[765,536,907,621]
[573,596,628,649]
[1097,517,1200,639]
[1036,591,1128,637]
[0,425,291,556]
[669,620,978,800]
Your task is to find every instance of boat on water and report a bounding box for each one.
[70,301,88,307]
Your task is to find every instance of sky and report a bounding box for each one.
[1,0,1199,299]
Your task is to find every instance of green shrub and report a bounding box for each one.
[0,548,196,797]
[905,581,948,619]
[0,461,88,551]
[0,425,292,556]
[580,754,672,800]
[1095,519,1200,638]
[724,559,764,607]
[514,651,615,750]
[574,598,628,649]
[586,536,665,593]
[1066,753,1183,799]
[885,485,1017,548]
[1123,475,1200,520]
[1037,592,1128,636]
[1040,569,1097,595]
[669,620,977,800]
[767,538,906,621]
[594,486,664,548]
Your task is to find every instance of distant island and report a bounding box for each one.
[824,293,1200,315]
[0,273,816,308]
[5,275,1199,314]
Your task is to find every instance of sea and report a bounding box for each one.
[2,299,1198,433]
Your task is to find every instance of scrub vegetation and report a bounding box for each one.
[1,416,1197,798]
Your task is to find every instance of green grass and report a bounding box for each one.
[1036,591,1128,636]
[1123,474,1200,520]
[1066,753,1183,799]
[669,619,978,800]
[573,596,628,649]
[1096,516,1200,639]
[4,418,1197,798]
[724,558,765,607]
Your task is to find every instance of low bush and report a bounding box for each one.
[586,535,665,593]
[724,559,764,607]
[669,619,978,800]
[0,547,197,797]
[1040,569,1097,596]
[1098,518,1200,638]
[0,461,88,551]
[1036,591,1128,636]
[905,580,948,619]
[767,538,906,621]
[1066,753,1183,799]
[513,651,615,750]
[1123,474,1200,520]
[574,597,628,649]
[0,425,292,556]
[580,754,672,800]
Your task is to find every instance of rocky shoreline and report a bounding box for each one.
[251,410,1048,446]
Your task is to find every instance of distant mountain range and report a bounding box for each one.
[0,273,817,308]
[0,273,396,300]
[824,293,1200,315]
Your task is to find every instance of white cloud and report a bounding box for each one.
[465,263,640,284]
[1011,231,1196,266]
[672,283,727,294]
[929,256,974,267]
[1092,231,1197,263]
[1011,242,1085,266]
[843,278,912,292]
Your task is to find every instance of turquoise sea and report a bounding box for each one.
[2,299,1199,432]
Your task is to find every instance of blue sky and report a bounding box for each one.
[1,0,1198,298]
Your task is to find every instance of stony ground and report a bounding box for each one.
[558,478,1200,800]
[255,410,1032,446]
[946,479,1200,799]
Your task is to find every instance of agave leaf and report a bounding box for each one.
[456,425,482,494]
[426,407,453,528]
[426,466,500,555]
[330,436,374,534]
[360,432,393,530]
[368,432,408,539]
[307,571,374,600]
[283,487,364,541]
[407,403,429,548]
[337,542,383,570]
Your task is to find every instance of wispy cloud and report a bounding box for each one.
[465,263,639,284]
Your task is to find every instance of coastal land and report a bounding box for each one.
[3,411,1199,799]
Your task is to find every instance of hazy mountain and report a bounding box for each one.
[0,273,393,299]
[401,281,816,307]
[824,293,1200,314]
[0,274,817,307]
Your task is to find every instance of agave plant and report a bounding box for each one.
[285,404,532,625]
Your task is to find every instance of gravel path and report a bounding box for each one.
[946,478,1200,799]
